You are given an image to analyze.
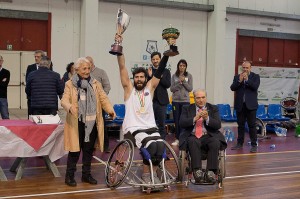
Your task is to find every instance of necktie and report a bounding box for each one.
[195,109,203,138]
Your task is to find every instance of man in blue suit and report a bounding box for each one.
[230,61,260,153]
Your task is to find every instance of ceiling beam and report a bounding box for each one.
[227,7,300,21]
[100,0,214,12]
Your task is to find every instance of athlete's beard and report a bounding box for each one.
[134,80,147,91]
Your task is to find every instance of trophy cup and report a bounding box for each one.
[109,9,130,56]
[162,25,180,56]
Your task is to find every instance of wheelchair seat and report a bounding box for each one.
[178,137,226,189]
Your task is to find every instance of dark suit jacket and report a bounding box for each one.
[179,103,227,150]
[150,67,171,105]
[26,63,38,82]
[230,72,260,112]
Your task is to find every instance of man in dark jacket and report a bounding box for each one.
[148,52,171,140]
[230,61,260,153]
[25,50,46,118]
[25,56,64,115]
[0,55,10,119]
[179,89,227,184]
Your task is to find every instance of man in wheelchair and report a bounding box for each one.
[115,34,172,184]
[179,89,227,184]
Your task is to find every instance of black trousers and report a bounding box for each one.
[66,121,98,177]
[187,134,220,171]
[143,141,165,166]
[153,101,167,140]
[27,99,32,119]
[102,110,109,151]
[236,103,257,146]
[32,108,57,115]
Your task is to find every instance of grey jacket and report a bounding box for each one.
[91,67,111,95]
[170,72,193,103]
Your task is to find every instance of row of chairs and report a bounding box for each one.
[217,103,290,122]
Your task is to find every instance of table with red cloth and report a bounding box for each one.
[0,120,67,181]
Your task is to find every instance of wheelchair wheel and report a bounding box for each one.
[256,117,266,138]
[105,139,134,189]
[178,150,186,182]
[217,150,226,188]
[162,140,180,183]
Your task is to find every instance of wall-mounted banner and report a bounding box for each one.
[249,66,300,105]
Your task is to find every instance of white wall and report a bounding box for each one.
[97,2,208,104]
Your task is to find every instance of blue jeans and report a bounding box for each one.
[0,98,9,119]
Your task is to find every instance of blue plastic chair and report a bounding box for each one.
[112,104,125,125]
[165,104,174,124]
[267,104,290,121]
[256,104,272,121]
[218,104,237,122]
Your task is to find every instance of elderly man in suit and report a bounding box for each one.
[230,61,260,153]
[179,89,227,184]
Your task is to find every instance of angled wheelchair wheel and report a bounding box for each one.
[162,140,180,183]
[105,139,134,189]
[178,150,187,182]
[256,117,266,138]
[217,150,226,188]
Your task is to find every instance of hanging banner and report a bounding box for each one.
[247,66,299,105]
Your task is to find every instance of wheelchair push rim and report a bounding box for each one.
[105,139,134,189]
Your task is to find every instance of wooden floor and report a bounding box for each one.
[1,113,300,199]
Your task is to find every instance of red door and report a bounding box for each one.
[237,36,253,63]
[268,39,284,66]
[253,37,268,66]
[0,18,22,50]
[0,18,48,52]
[284,40,298,66]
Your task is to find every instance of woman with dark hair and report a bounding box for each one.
[170,59,193,146]
[62,62,75,84]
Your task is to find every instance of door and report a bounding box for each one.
[0,17,50,109]
[0,50,35,109]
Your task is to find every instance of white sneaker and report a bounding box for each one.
[171,139,179,146]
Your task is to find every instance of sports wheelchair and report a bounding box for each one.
[94,137,181,193]
[178,142,226,189]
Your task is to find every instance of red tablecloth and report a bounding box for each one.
[0,120,58,151]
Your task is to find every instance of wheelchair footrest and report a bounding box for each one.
[192,180,216,185]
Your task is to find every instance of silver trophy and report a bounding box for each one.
[109,9,130,56]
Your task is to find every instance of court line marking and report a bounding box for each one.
[226,170,300,179]
[1,170,300,199]
[0,186,132,199]
[227,150,300,157]
[3,150,300,171]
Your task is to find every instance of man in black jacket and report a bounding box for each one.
[25,56,64,115]
[230,61,260,153]
[179,89,227,184]
[25,50,46,118]
[0,55,10,119]
[148,52,171,140]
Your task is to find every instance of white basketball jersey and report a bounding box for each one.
[122,87,157,134]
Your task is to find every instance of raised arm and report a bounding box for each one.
[117,54,133,100]
[148,55,169,92]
